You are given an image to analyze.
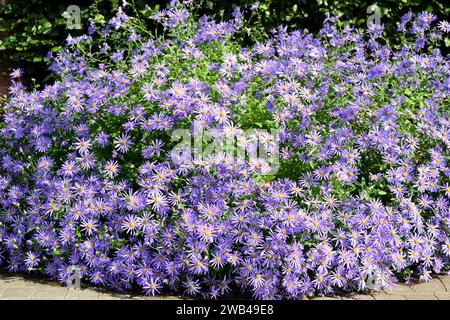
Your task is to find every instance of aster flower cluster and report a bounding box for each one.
[1,1,450,299]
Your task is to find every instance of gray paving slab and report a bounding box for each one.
[409,278,447,294]
[372,294,407,300]
[403,294,438,300]
[0,287,35,299]
[1,272,450,300]
[351,295,376,300]
[65,288,100,300]
[30,287,68,300]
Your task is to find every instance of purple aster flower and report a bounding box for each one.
[114,134,133,153]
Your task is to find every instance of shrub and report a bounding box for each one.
[1,0,450,299]
[0,0,120,84]
[2,0,450,85]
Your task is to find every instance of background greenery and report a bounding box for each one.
[0,0,121,84]
[1,0,449,85]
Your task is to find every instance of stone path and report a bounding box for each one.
[0,272,183,300]
[1,272,450,300]
[315,275,450,300]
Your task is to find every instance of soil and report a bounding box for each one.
[0,57,10,96]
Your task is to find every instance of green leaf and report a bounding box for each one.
[445,37,450,47]
[51,45,62,52]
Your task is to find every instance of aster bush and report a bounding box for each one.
[1,0,450,299]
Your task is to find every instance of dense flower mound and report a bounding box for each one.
[1,1,450,299]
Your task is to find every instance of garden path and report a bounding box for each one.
[1,272,450,300]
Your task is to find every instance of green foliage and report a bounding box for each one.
[1,0,450,84]
[195,0,450,47]
[0,0,120,84]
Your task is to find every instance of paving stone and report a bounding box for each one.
[30,287,68,300]
[368,289,383,296]
[0,288,35,299]
[3,272,450,300]
[410,279,447,294]
[352,295,375,300]
[372,294,407,300]
[131,295,148,300]
[0,277,26,288]
[403,294,438,300]
[22,281,56,289]
[98,292,133,300]
[437,275,450,292]
[383,284,416,295]
[65,288,100,300]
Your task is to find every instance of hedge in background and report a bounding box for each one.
[198,0,450,40]
[0,0,121,84]
[1,0,450,85]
